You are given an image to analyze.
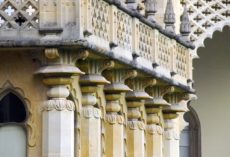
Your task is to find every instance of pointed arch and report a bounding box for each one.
[0,90,28,123]
[0,81,37,147]
[0,89,28,157]
[186,105,201,157]
[180,104,202,157]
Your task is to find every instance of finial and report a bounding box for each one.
[126,0,138,10]
[180,4,191,41]
[164,0,175,33]
[145,0,157,23]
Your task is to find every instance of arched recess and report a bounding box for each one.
[0,81,37,148]
[180,104,201,157]
[191,26,230,157]
[0,90,28,157]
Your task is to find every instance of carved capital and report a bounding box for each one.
[145,85,171,109]
[126,77,156,91]
[78,59,110,85]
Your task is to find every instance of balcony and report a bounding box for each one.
[0,0,195,91]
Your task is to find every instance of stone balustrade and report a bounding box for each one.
[82,0,194,85]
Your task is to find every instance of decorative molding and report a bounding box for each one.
[82,107,101,119]
[44,48,59,59]
[43,99,75,111]
[146,124,164,135]
[105,114,124,125]
[99,60,115,73]
[127,121,145,130]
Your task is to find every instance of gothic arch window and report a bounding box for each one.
[0,91,27,157]
[180,105,201,157]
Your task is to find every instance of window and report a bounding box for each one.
[0,92,27,157]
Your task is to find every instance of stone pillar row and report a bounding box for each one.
[36,49,191,157]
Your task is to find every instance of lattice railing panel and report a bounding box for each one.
[86,0,193,83]
[116,10,132,51]
[156,33,172,70]
[175,44,188,78]
[0,0,38,29]
[139,23,153,61]
[183,0,230,42]
[91,0,110,41]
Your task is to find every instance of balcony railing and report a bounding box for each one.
[81,0,193,85]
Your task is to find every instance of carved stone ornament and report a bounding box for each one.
[82,107,101,119]
[0,81,37,147]
[44,48,59,59]
[105,114,124,125]
[146,124,164,135]
[127,121,145,130]
[43,99,75,111]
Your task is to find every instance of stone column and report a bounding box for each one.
[103,69,132,157]
[35,49,84,157]
[125,74,154,157]
[77,54,111,157]
[163,113,180,157]
[163,87,189,157]
[145,85,170,157]
[80,86,102,157]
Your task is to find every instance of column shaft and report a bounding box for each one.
[80,89,101,157]
[127,123,145,157]
[163,117,180,157]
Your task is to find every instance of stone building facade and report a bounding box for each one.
[0,0,228,157]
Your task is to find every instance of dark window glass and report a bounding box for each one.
[0,93,26,123]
